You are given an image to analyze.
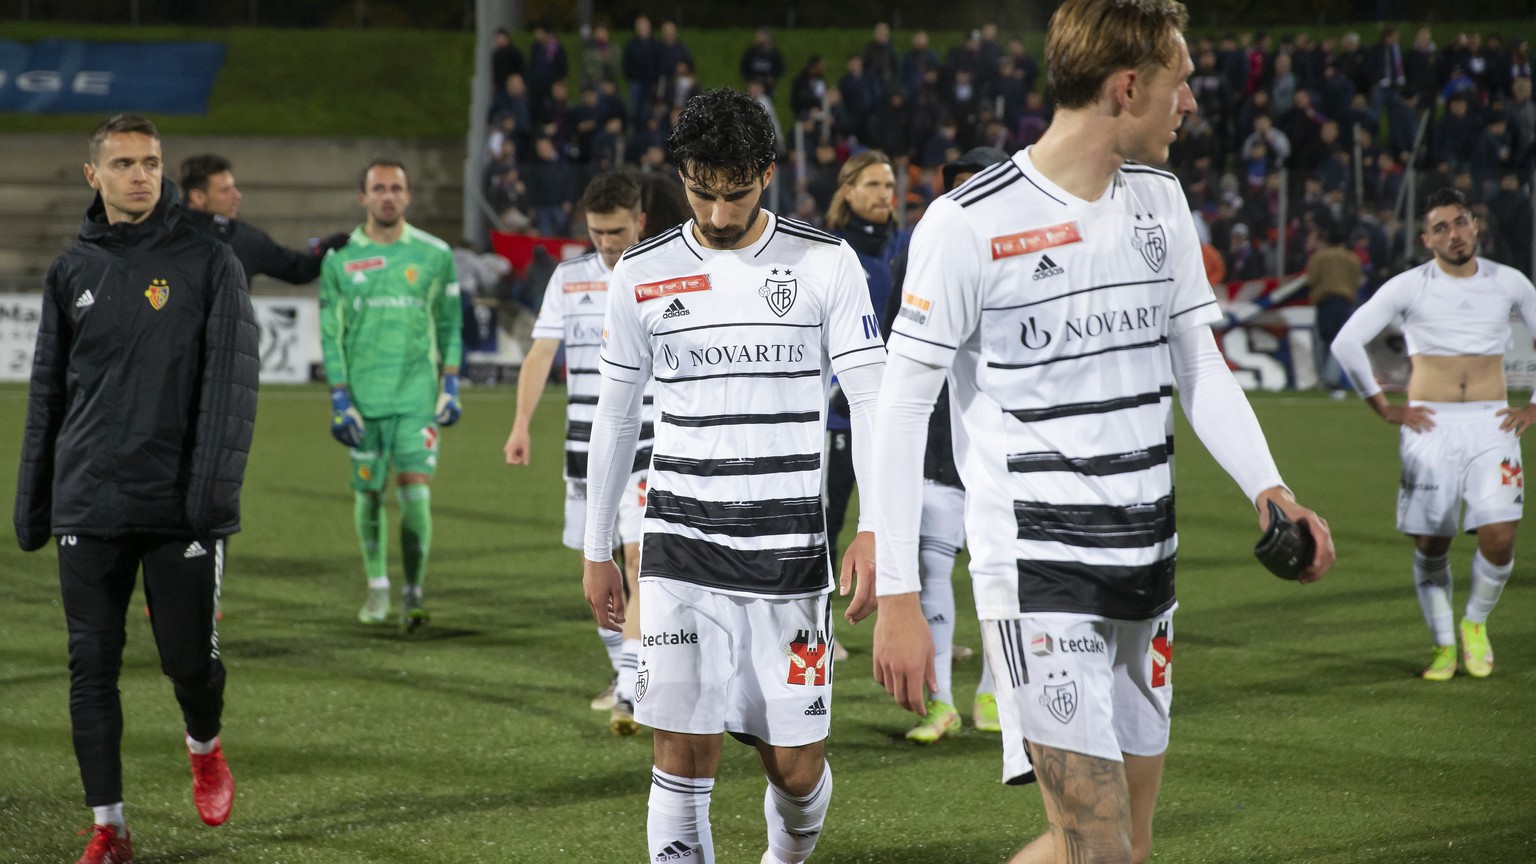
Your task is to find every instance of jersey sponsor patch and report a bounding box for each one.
[990,221,1083,260]
[564,280,607,293]
[635,274,712,303]
[898,291,933,325]
[344,256,387,273]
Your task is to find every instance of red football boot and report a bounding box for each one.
[188,738,234,826]
[76,823,134,864]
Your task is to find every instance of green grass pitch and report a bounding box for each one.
[1,383,1532,862]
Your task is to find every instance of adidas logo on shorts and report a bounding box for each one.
[1032,255,1064,281]
[804,696,828,716]
[655,840,696,860]
[184,541,208,559]
[661,298,691,319]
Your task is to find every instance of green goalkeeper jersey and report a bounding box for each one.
[320,222,463,418]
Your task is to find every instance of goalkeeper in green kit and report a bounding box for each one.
[320,159,462,632]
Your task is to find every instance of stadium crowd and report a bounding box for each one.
[479,18,1536,303]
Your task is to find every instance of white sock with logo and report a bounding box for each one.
[763,761,831,864]
[92,802,125,828]
[1413,550,1455,645]
[648,767,714,864]
[918,540,958,706]
[599,627,623,674]
[1465,550,1512,624]
[616,639,641,703]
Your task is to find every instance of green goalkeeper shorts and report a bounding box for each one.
[348,413,440,492]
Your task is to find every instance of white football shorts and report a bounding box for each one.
[563,477,647,550]
[983,608,1174,781]
[633,579,835,747]
[921,481,967,552]
[1397,401,1524,536]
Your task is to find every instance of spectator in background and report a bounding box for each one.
[839,54,878,140]
[1243,114,1291,167]
[1305,225,1363,393]
[791,55,828,119]
[489,73,533,130]
[1508,77,1536,172]
[1226,222,1267,280]
[1488,172,1534,274]
[622,15,661,123]
[483,141,532,231]
[655,21,692,97]
[1369,25,1407,115]
[524,137,577,236]
[862,22,898,100]
[491,27,525,96]
[664,58,699,112]
[1434,94,1483,171]
[526,24,569,105]
[740,27,786,98]
[579,24,619,91]
[1004,37,1041,95]
[180,153,348,286]
[1404,26,1438,109]
[1482,34,1514,102]
[901,30,941,100]
[1270,51,1297,119]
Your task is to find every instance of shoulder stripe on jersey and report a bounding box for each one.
[652,452,822,477]
[779,216,841,243]
[994,620,1028,688]
[1007,437,1172,476]
[657,321,823,337]
[1005,385,1173,423]
[987,336,1167,371]
[1015,557,1176,618]
[1169,299,1218,320]
[662,410,821,428]
[829,343,886,362]
[1015,495,1174,549]
[889,329,959,351]
[622,225,686,261]
[1120,163,1179,182]
[777,225,842,246]
[982,277,1176,313]
[599,356,641,371]
[948,160,1024,207]
[657,369,823,384]
[647,489,824,539]
[640,533,830,596]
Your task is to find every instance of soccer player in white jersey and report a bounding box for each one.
[870,2,1336,862]
[505,172,658,733]
[1331,188,1536,681]
[582,88,883,864]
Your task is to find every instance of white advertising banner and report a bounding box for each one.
[0,293,321,384]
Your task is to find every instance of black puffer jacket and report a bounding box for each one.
[14,179,260,550]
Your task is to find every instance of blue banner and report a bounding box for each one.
[0,39,226,114]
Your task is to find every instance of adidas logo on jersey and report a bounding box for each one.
[661,298,691,319]
[579,294,595,305]
[184,541,208,559]
[75,290,96,309]
[655,840,697,860]
[1032,255,1064,281]
[804,696,828,716]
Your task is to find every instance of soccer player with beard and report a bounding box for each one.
[319,159,462,633]
[581,88,883,864]
[870,1,1336,861]
[1332,188,1536,681]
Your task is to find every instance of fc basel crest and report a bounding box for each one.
[635,663,649,702]
[144,278,170,310]
[760,268,797,317]
[1131,218,1167,272]
[1040,671,1077,724]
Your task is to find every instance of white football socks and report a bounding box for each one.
[919,539,959,706]
[648,767,714,864]
[616,639,641,703]
[186,734,217,755]
[763,761,832,864]
[1465,551,1513,625]
[599,627,624,674]
[1413,550,1455,646]
[92,802,124,828]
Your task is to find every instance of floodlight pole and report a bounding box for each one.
[466,0,522,247]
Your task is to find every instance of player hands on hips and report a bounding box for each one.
[869,3,1335,862]
[580,89,883,864]
[1331,187,1535,682]
[319,159,464,633]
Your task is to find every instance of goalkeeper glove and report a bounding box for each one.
[330,387,365,447]
[435,373,462,426]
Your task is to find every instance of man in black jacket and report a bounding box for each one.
[180,153,348,287]
[14,114,260,864]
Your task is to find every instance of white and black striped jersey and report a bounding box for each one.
[891,149,1222,621]
[532,252,655,481]
[600,213,886,598]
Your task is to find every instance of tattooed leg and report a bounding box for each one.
[1008,742,1134,864]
